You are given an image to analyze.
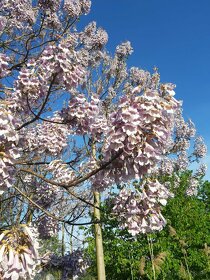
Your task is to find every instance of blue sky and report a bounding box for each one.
[82,0,210,179]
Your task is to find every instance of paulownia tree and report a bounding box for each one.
[0,1,207,279]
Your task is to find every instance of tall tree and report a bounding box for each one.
[0,1,207,279]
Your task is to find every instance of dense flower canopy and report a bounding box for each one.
[0,0,207,279]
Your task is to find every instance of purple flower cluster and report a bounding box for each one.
[0,225,40,280]
[185,177,199,197]
[37,216,59,238]
[80,21,108,50]
[92,88,180,189]
[129,67,151,88]
[0,54,10,78]
[159,158,175,175]
[33,183,59,208]
[61,94,107,138]
[11,41,86,114]
[193,136,207,159]
[0,16,7,32]
[176,151,189,172]
[0,0,92,32]
[13,67,48,114]
[64,0,91,17]
[0,105,19,194]
[0,0,36,30]
[38,0,61,12]
[113,180,173,236]
[115,41,133,57]
[194,163,207,177]
[49,249,89,279]
[24,113,70,156]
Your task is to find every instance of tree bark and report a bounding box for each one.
[94,191,106,280]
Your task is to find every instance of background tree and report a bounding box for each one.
[83,172,210,280]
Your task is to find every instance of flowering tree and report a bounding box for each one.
[0,1,207,279]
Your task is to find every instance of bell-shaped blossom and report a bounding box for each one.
[0,0,36,30]
[12,41,86,114]
[80,21,108,49]
[33,183,59,208]
[38,0,61,12]
[186,177,199,196]
[37,216,60,239]
[159,158,175,175]
[61,93,107,139]
[64,0,82,17]
[0,16,7,32]
[129,67,151,88]
[106,55,128,83]
[49,249,89,279]
[0,54,10,78]
[0,105,20,193]
[193,136,207,159]
[175,151,189,172]
[112,179,173,236]
[194,163,207,177]
[23,113,70,156]
[0,225,40,280]
[115,41,133,57]
[175,112,196,140]
[93,88,180,188]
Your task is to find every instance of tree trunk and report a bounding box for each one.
[94,191,106,280]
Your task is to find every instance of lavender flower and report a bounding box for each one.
[113,179,173,236]
[116,41,133,57]
[193,136,207,158]
[0,225,40,280]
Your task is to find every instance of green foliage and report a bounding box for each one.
[83,172,210,280]
[39,236,64,256]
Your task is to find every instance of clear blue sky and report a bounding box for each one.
[82,0,210,179]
